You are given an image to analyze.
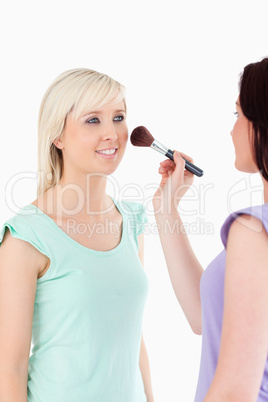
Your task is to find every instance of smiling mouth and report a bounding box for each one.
[95,148,118,155]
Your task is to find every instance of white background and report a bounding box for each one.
[1,1,268,401]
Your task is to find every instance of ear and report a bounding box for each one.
[53,138,64,150]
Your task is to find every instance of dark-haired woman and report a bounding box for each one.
[153,57,268,401]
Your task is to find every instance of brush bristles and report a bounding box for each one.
[130,126,155,147]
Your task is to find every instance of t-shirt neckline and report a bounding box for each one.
[22,196,126,256]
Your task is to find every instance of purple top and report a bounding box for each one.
[195,204,268,401]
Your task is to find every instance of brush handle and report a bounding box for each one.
[166,149,204,177]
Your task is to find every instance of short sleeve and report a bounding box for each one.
[220,204,267,248]
[136,204,148,236]
[118,201,148,237]
[0,214,50,258]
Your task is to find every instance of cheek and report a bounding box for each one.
[119,126,129,146]
[123,131,129,145]
[233,132,257,172]
[232,119,248,151]
[65,132,97,163]
[76,130,99,151]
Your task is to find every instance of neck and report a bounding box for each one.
[262,176,268,204]
[51,173,115,217]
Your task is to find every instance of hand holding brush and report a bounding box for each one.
[154,150,196,212]
[130,126,204,177]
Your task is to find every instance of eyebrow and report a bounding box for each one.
[235,101,240,106]
[82,109,126,117]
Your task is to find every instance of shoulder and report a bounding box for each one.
[221,204,268,248]
[0,224,49,278]
[226,213,268,258]
[0,208,50,276]
[229,213,264,235]
[119,200,148,223]
[117,200,147,221]
[118,200,146,214]
[116,200,148,238]
[29,187,56,214]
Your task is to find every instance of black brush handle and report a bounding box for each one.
[166,149,204,177]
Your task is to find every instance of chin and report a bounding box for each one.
[105,167,118,175]
[235,161,258,174]
[100,164,120,176]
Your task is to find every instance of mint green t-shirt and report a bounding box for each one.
[0,198,149,402]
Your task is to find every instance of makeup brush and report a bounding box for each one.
[130,126,204,177]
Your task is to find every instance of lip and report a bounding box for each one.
[96,147,118,152]
[95,147,118,159]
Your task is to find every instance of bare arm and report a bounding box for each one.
[0,229,47,401]
[139,335,154,402]
[204,215,268,401]
[153,152,203,334]
[138,234,154,402]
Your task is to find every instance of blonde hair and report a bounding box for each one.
[37,68,126,197]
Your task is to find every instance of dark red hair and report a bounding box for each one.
[239,57,268,180]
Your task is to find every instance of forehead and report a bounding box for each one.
[67,100,126,123]
[85,100,126,114]
[80,100,126,118]
[73,86,125,120]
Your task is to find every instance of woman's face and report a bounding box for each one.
[231,97,258,174]
[55,99,128,177]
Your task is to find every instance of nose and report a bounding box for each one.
[230,130,233,137]
[102,122,118,142]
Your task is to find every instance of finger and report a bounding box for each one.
[159,166,167,174]
[160,151,194,165]
[173,150,194,164]
[160,159,176,167]
[172,152,186,181]
[158,169,168,178]
[159,165,174,172]
[158,168,170,180]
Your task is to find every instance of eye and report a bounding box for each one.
[86,117,99,124]
[233,112,239,118]
[114,115,125,122]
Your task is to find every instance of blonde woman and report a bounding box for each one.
[0,69,154,402]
